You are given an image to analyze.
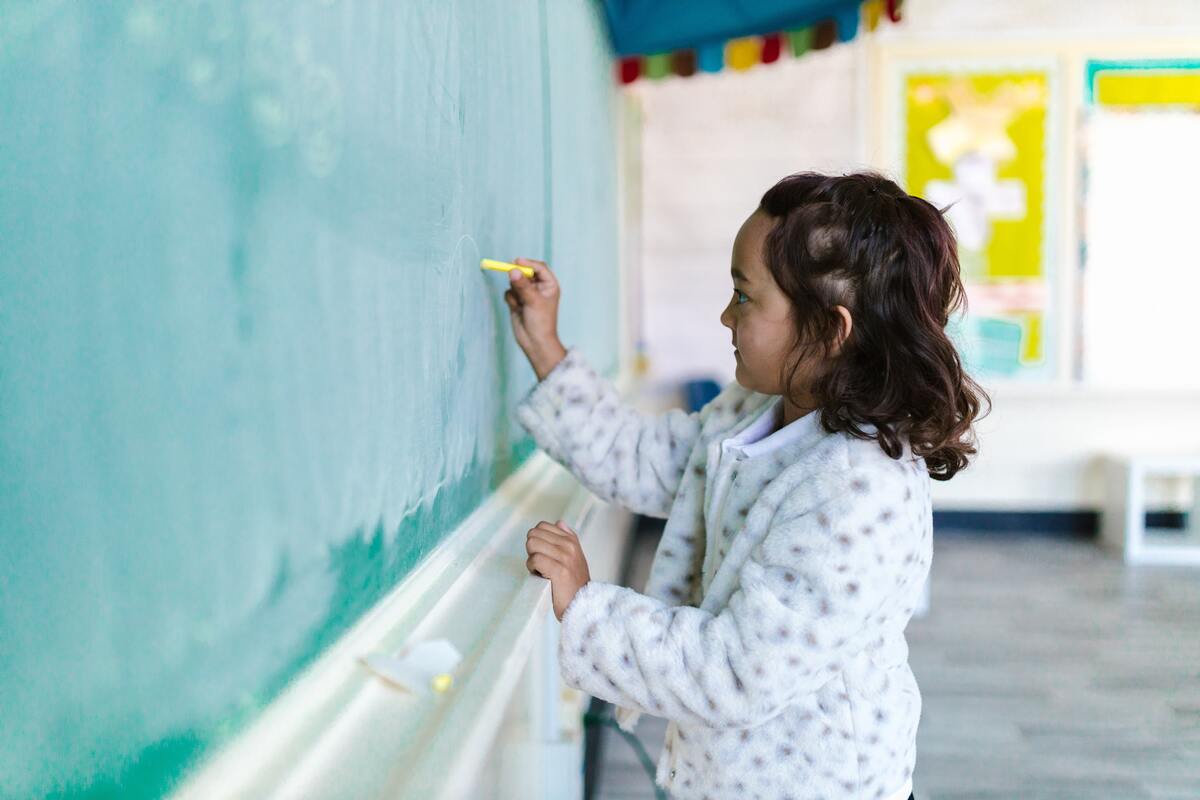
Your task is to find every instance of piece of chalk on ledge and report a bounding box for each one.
[359,638,463,697]
[480,258,535,278]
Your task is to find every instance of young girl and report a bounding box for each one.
[504,171,989,800]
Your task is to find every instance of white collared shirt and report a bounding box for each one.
[720,394,818,460]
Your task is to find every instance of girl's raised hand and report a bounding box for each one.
[525,519,590,621]
[503,258,566,379]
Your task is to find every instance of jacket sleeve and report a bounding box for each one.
[514,346,735,519]
[556,460,925,729]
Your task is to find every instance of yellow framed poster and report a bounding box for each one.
[886,56,1062,382]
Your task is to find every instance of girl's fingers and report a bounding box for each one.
[546,520,580,548]
[526,553,558,579]
[514,258,558,289]
[528,554,549,578]
[526,528,573,560]
[535,519,570,535]
[533,521,579,550]
[532,262,557,290]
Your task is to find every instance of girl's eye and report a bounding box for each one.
[733,289,748,305]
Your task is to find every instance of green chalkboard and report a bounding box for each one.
[0,1,619,797]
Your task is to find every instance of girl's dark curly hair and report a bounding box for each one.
[758,170,991,480]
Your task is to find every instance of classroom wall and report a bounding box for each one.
[626,0,1200,513]
[0,0,620,796]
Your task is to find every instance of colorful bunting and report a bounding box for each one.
[864,0,883,32]
[726,36,761,71]
[833,4,860,42]
[614,0,902,85]
[671,49,697,77]
[697,41,725,73]
[619,56,641,84]
[812,19,837,50]
[643,52,672,79]
[788,26,814,58]
[761,32,783,64]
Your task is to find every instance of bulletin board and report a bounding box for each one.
[1080,58,1200,391]
[872,37,1200,392]
[883,54,1063,382]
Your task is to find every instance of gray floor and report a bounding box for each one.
[594,529,1200,799]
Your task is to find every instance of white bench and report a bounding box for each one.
[1100,453,1200,565]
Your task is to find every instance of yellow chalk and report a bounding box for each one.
[480,258,535,278]
[431,673,453,693]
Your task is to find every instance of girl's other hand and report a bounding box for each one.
[503,258,566,380]
[524,519,591,621]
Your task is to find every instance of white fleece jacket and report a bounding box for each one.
[514,347,932,800]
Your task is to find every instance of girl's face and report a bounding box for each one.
[719,208,852,404]
[720,208,799,396]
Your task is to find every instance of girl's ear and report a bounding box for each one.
[832,305,853,354]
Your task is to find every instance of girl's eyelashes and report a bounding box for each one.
[733,289,749,305]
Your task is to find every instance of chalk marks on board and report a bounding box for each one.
[122,0,346,177]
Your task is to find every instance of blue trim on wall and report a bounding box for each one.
[633,510,1188,544]
[934,510,1188,538]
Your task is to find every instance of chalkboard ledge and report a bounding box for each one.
[172,451,634,799]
